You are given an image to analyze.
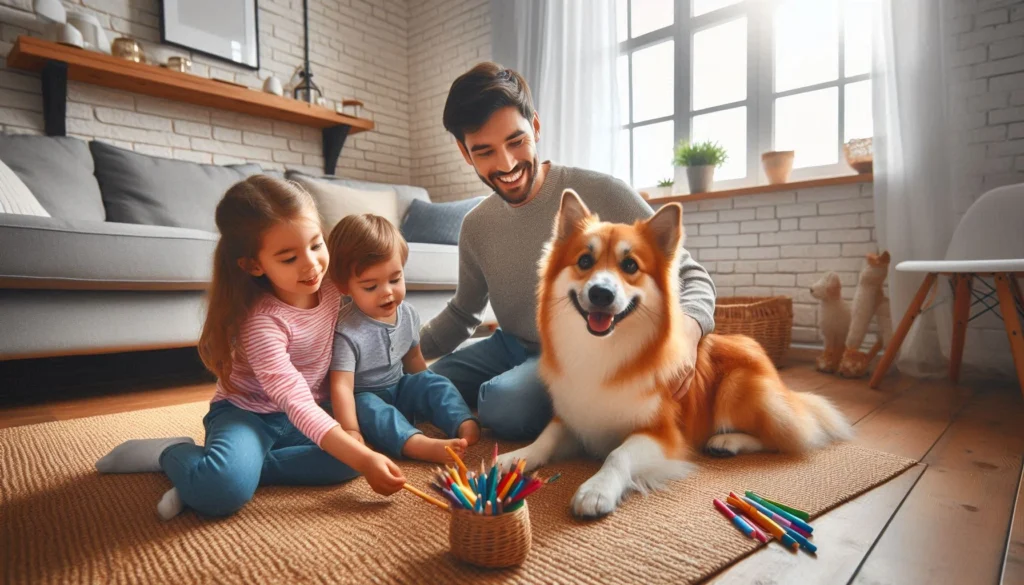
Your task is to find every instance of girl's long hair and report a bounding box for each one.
[198,175,319,392]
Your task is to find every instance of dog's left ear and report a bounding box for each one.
[555,189,591,241]
[644,203,683,258]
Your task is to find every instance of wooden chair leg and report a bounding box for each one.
[994,274,1024,396]
[869,272,938,389]
[949,274,973,383]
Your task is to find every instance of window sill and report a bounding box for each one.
[646,173,873,205]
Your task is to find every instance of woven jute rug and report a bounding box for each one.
[1,401,914,584]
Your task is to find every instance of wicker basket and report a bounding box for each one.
[448,501,532,568]
[714,296,793,365]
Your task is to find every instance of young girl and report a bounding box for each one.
[327,214,480,464]
[95,176,406,520]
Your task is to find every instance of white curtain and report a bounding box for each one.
[491,0,621,176]
[871,0,960,377]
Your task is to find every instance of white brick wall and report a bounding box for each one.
[679,182,881,345]
[407,0,491,202]
[948,0,1024,210]
[0,0,411,184]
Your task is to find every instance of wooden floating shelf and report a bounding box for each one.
[6,36,372,173]
[648,173,873,204]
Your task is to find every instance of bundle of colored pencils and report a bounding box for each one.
[401,444,560,515]
[712,491,817,555]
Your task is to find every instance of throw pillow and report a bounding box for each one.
[294,176,400,231]
[90,141,262,233]
[400,196,485,245]
[0,158,50,217]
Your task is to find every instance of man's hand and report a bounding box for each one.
[673,315,703,400]
[362,453,406,496]
[345,429,365,445]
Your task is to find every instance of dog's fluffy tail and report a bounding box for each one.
[791,391,853,449]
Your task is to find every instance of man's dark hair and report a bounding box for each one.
[442,62,535,144]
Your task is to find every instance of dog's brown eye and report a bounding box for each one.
[577,253,595,270]
[621,257,639,274]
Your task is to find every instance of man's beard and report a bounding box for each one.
[478,157,537,205]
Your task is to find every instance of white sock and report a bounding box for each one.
[157,488,185,521]
[95,437,195,473]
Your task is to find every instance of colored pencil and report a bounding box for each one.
[713,498,755,539]
[403,484,450,511]
[446,446,469,486]
[506,478,543,505]
[498,471,519,499]
[727,493,798,551]
[440,487,464,509]
[745,492,814,534]
[742,497,812,540]
[746,491,810,521]
[545,473,561,484]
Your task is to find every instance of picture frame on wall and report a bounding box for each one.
[160,0,260,70]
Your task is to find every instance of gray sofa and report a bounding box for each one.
[0,135,483,360]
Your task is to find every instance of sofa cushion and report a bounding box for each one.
[0,135,105,221]
[285,171,430,223]
[0,214,216,288]
[401,197,484,246]
[292,176,399,230]
[90,141,262,232]
[404,242,459,287]
[1,158,50,217]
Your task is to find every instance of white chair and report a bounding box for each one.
[870,183,1024,393]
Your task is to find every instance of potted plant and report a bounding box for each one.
[761,150,795,184]
[673,140,727,194]
[647,178,674,199]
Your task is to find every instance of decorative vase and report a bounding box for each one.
[66,11,109,54]
[761,150,795,184]
[263,75,284,96]
[111,37,144,63]
[167,56,191,73]
[685,165,715,194]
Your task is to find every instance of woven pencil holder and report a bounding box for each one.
[713,296,793,365]
[448,501,532,568]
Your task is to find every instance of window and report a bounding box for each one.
[616,0,874,189]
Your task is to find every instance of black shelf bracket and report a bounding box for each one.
[322,125,350,175]
[41,59,67,137]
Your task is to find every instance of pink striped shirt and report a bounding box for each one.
[211,283,342,446]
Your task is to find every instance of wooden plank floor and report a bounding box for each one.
[1,351,1021,584]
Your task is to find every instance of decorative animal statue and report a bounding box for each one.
[837,251,893,378]
[809,271,851,373]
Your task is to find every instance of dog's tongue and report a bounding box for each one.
[588,312,613,333]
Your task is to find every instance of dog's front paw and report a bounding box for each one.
[704,432,764,457]
[571,474,622,518]
[496,448,542,473]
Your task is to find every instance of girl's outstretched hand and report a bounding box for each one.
[363,454,406,496]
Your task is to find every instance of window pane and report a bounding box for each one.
[775,0,839,92]
[691,107,747,181]
[631,0,673,38]
[775,88,839,168]
[618,55,630,124]
[844,0,873,77]
[693,0,742,17]
[632,40,674,123]
[692,18,747,111]
[616,128,631,184]
[632,121,675,188]
[617,0,628,42]
[844,80,872,141]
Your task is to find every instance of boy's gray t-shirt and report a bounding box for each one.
[330,301,421,390]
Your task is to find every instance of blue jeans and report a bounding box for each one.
[159,400,358,517]
[429,329,551,441]
[355,370,476,457]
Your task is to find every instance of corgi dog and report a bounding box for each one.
[498,190,852,518]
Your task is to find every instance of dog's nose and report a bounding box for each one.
[588,285,615,308]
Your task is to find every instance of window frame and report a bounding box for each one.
[618,0,871,190]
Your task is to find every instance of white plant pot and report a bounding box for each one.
[686,165,716,194]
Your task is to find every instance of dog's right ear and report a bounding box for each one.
[555,189,591,241]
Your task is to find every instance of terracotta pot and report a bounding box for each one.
[761,151,795,184]
[685,165,715,194]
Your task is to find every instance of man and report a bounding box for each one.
[421,62,717,440]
